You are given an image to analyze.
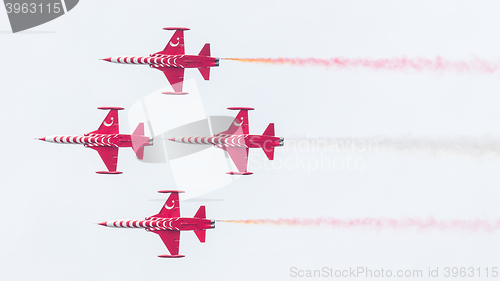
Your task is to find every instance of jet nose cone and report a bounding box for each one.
[168,138,175,141]
[38,137,46,141]
[97,222,107,226]
[101,57,112,62]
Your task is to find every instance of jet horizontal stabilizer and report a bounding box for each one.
[262,146,275,160]
[198,43,211,57]
[263,123,275,136]
[194,229,206,243]
[198,67,210,80]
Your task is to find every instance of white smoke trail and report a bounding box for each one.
[285,136,500,158]
[220,217,500,232]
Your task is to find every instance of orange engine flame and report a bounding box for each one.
[223,57,500,73]
[220,217,500,232]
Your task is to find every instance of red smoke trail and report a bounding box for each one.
[220,217,500,232]
[223,57,500,74]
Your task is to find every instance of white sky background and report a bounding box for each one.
[1,0,500,280]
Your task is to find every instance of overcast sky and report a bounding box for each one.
[1,1,500,280]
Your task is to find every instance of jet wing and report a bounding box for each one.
[87,146,119,173]
[216,108,250,136]
[151,230,181,256]
[153,191,181,219]
[159,67,185,93]
[224,146,249,173]
[88,107,122,135]
[155,29,186,56]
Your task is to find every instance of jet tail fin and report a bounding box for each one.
[262,123,276,160]
[197,44,211,80]
[198,67,210,80]
[194,229,206,243]
[193,206,207,242]
[131,123,149,160]
[198,43,210,56]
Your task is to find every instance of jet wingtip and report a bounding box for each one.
[161,91,189,95]
[97,106,124,110]
[96,171,123,175]
[158,190,185,194]
[227,107,255,111]
[158,254,185,258]
[163,27,190,31]
[226,171,253,175]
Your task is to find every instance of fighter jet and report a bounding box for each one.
[101,27,219,94]
[169,107,284,175]
[39,107,152,174]
[98,190,215,258]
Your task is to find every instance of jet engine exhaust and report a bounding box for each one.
[219,217,500,232]
[222,56,500,74]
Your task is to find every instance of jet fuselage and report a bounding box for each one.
[99,217,215,232]
[102,54,219,69]
[170,134,284,149]
[39,134,151,148]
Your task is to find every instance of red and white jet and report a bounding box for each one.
[39,107,152,174]
[101,27,219,95]
[98,190,215,258]
[169,107,284,175]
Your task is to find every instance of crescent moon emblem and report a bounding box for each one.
[167,57,172,65]
[169,38,180,47]
[164,200,175,209]
[233,118,243,126]
[103,117,114,127]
